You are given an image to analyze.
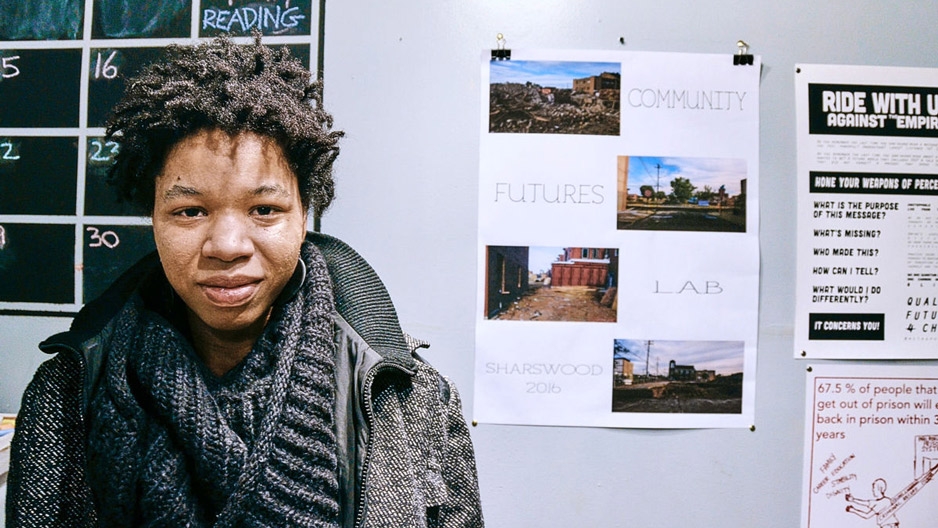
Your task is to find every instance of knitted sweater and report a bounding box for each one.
[6,232,484,528]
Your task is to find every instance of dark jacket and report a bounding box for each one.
[7,232,483,528]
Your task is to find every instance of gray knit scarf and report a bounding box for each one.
[87,243,340,528]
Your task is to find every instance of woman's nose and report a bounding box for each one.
[202,214,253,262]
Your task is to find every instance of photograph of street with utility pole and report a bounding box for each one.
[612,339,744,414]
[484,245,618,322]
[616,155,747,232]
[488,60,620,135]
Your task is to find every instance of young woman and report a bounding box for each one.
[8,35,482,528]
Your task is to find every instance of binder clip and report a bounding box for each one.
[733,40,753,65]
[491,33,511,61]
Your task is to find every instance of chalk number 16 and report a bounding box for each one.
[93,51,118,80]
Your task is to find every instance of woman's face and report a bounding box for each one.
[151,129,307,335]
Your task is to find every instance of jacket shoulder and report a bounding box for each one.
[8,353,96,527]
[308,232,414,365]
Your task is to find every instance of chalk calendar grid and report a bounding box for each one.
[0,0,320,314]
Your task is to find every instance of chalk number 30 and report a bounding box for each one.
[86,227,120,249]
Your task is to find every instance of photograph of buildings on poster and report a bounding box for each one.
[484,245,618,322]
[616,155,747,232]
[488,60,620,135]
[612,339,744,414]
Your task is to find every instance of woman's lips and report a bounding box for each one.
[199,278,260,305]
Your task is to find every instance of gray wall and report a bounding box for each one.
[3,1,937,526]
[317,1,938,527]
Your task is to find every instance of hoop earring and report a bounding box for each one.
[275,258,307,305]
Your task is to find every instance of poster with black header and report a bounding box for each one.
[473,50,761,428]
[802,364,938,528]
[795,64,938,359]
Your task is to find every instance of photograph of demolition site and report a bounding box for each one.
[484,245,618,322]
[617,155,747,232]
[612,339,744,414]
[488,60,620,135]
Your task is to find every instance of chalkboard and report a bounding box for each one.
[0,0,83,41]
[0,7,320,315]
[0,137,78,216]
[92,0,191,39]
[0,224,74,304]
[87,47,168,128]
[0,49,82,128]
[82,225,156,302]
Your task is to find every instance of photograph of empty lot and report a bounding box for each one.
[612,339,744,414]
[484,245,618,322]
[616,155,747,232]
[489,60,620,135]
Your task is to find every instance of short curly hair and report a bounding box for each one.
[105,33,342,216]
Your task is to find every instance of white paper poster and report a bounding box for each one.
[795,64,938,359]
[473,50,761,428]
[802,364,938,528]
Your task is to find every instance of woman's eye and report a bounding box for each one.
[178,207,203,217]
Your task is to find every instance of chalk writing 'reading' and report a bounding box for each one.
[202,6,306,33]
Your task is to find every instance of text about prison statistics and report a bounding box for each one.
[810,376,938,503]
[813,377,937,444]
